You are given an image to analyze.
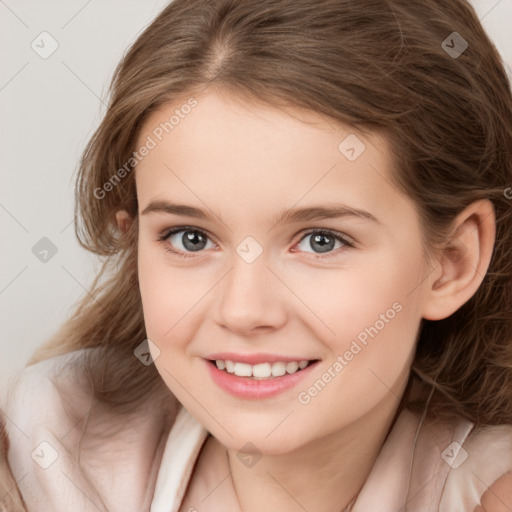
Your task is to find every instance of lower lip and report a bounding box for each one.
[204,359,319,399]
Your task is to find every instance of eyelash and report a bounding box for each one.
[157,226,354,261]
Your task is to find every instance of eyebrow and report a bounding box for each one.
[141,200,380,225]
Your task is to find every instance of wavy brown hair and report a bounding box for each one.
[25,0,512,430]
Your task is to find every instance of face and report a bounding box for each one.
[135,88,431,454]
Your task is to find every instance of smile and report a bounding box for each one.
[205,358,320,399]
[212,359,312,379]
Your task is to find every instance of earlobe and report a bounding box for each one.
[115,210,133,233]
[422,199,496,321]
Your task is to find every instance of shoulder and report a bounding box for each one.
[474,472,512,512]
[3,347,178,512]
[439,422,512,511]
[3,348,93,441]
[2,349,98,510]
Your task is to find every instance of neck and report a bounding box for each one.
[225,386,408,512]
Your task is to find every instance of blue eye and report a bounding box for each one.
[158,227,353,259]
[160,227,215,258]
[295,229,353,257]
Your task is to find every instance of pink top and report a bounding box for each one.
[3,349,512,511]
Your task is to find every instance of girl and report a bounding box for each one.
[2,0,512,510]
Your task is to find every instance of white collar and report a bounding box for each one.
[151,406,209,512]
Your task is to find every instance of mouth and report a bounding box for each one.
[204,357,321,399]
[206,358,320,380]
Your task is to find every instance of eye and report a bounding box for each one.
[158,226,354,260]
[294,229,353,256]
[159,227,215,258]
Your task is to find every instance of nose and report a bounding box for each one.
[216,254,287,335]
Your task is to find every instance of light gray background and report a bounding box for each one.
[1,0,511,389]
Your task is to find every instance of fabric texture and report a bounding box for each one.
[3,348,512,512]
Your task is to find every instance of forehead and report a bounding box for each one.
[134,89,403,224]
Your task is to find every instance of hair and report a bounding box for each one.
[3,0,512,509]
[3,2,512,507]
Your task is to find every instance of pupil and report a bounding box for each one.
[183,231,206,251]
[311,234,334,253]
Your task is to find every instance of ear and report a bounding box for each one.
[115,209,133,233]
[421,199,496,321]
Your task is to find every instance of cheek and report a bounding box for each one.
[296,251,423,412]
[343,257,423,370]
[287,249,423,410]
[137,243,212,346]
[138,243,181,339]
[283,248,422,344]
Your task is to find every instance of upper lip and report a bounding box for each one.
[205,352,318,365]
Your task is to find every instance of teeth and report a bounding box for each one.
[271,362,287,377]
[286,361,299,373]
[234,362,252,377]
[253,363,271,378]
[215,359,311,379]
